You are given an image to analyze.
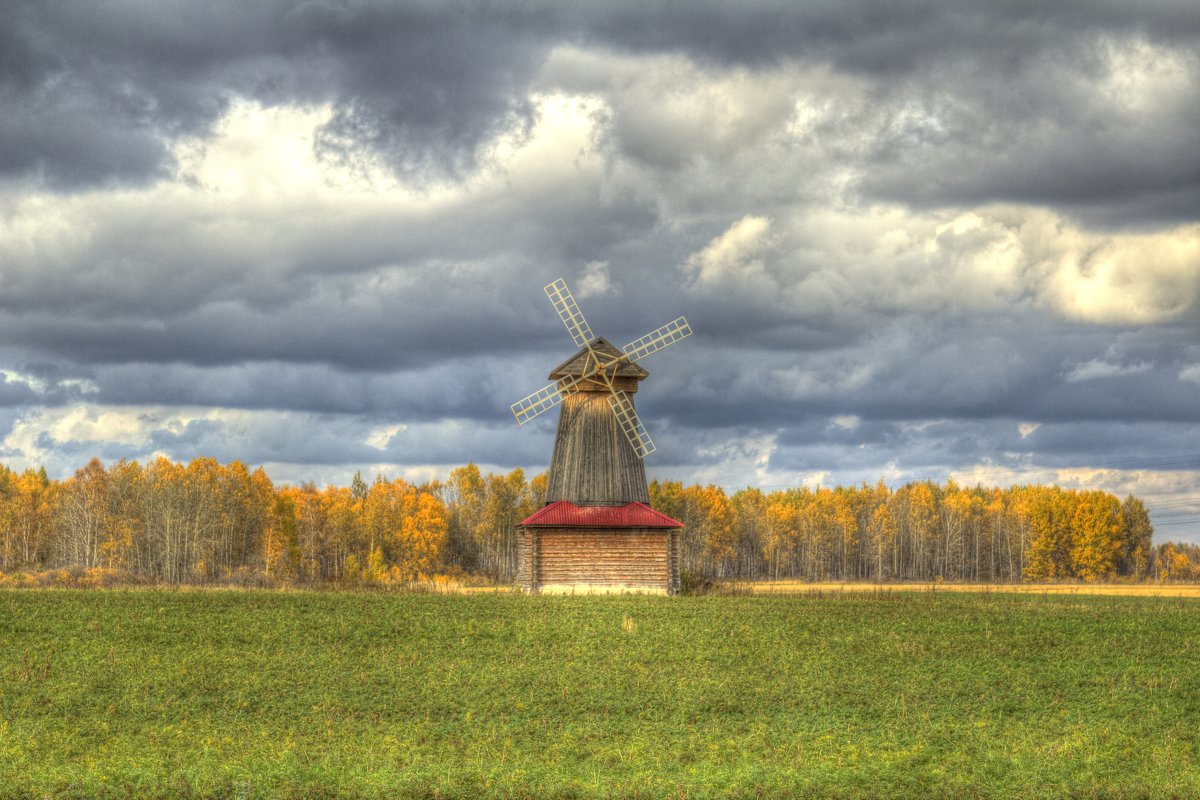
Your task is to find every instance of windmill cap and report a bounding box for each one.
[548,337,649,381]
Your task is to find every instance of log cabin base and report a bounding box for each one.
[515,503,683,595]
[537,583,669,595]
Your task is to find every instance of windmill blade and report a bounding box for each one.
[511,382,562,425]
[608,390,656,458]
[510,375,586,425]
[622,316,692,363]
[545,278,594,349]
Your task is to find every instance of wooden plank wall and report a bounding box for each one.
[536,529,668,588]
[668,530,680,595]
[545,393,650,505]
[515,528,536,591]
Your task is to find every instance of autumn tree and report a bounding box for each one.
[1023,487,1075,581]
[761,490,798,580]
[264,492,300,582]
[1155,543,1198,581]
[399,490,449,579]
[1070,491,1123,582]
[867,503,898,581]
[1119,496,1153,579]
[478,469,532,582]
[0,467,55,569]
[730,488,768,579]
[683,485,735,577]
[441,464,486,573]
[55,458,112,569]
[361,477,450,583]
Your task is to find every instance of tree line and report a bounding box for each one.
[0,456,1194,587]
[649,480,1162,582]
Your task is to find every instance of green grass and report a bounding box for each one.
[2,589,1199,799]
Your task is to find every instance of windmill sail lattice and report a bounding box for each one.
[608,390,655,458]
[511,376,583,426]
[510,278,691,460]
[623,317,692,362]
[546,278,594,348]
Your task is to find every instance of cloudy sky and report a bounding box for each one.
[3,1,1200,541]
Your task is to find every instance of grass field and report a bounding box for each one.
[2,590,1199,799]
[747,581,1200,597]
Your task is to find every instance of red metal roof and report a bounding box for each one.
[519,501,683,529]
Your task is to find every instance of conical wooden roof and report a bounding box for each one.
[548,338,648,381]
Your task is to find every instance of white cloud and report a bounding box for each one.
[801,470,832,489]
[686,432,778,487]
[1034,220,1200,325]
[543,46,799,169]
[1099,36,1197,120]
[487,92,607,192]
[1,370,47,393]
[259,461,529,491]
[60,378,100,395]
[883,208,1200,325]
[673,202,1200,327]
[832,415,860,430]
[0,403,547,486]
[1064,359,1153,383]
[683,214,774,288]
[365,423,407,450]
[1018,422,1040,439]
[576,260,614,298]
[2,405,256,473]
[177,102,371,196]
[0,371,100,397]
[1179,365,1200,384]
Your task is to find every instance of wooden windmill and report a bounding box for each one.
[511,278,691,594]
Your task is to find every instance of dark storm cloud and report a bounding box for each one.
[854,43,1200,224]
[35,431,146,465]
[834,317,1196,425]
[0,264,554,370]
[1014,423,1200,468]
[0,360,98,408]
[75,359,531,421]
[6,0,1199,204]
[584,1,1200,70]
[0,379,39,407]
[554,2,1200,225]
[648,312,1200,434]
[140,413,547,470]
[2,0,548,187]
[764,415,1200,479]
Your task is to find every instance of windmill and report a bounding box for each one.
[511,278,691,594]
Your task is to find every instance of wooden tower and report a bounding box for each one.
[544,338,649,506]
[510,279,691,594]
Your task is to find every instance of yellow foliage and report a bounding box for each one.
[0,454,1178,587]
